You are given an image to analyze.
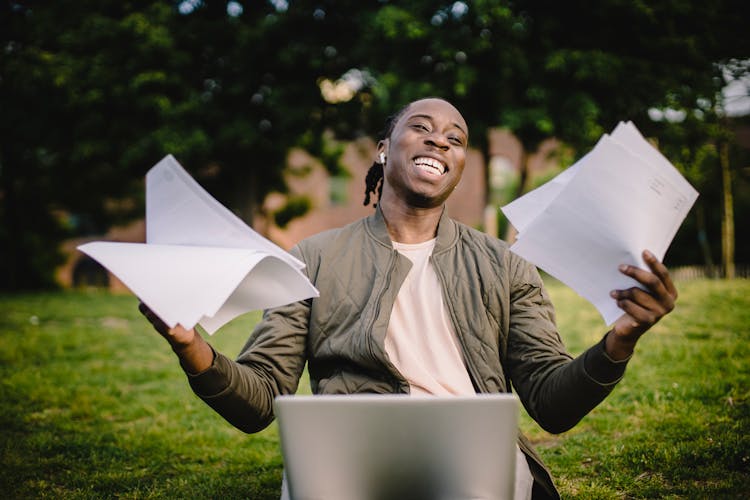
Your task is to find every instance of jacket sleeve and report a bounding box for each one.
[183,246,313,434]
[505,253,630,434]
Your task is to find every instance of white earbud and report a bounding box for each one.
[379,153,386,164]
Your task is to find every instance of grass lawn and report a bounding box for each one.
[0,279,748,498]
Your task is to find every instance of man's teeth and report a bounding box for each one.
[414,157,446,175]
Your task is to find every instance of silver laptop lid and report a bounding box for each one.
[274,394,519,500]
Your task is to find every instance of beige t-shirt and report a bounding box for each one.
[385,239,475,395]
[385,238,534,500]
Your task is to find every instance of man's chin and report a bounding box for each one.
[403,191,451,209]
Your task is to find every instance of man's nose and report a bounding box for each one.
[425,133,450,150]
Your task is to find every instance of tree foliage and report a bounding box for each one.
[1,0,748,289]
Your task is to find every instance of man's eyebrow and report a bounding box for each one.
[407,113,468,136]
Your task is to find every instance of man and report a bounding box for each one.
[141,98,677,498]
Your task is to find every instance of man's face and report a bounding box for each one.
[380,98,469,208]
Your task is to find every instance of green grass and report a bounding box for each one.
[528,278,750,499]
[1,279,748,498]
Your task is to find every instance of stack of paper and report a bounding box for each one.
[78,155,319,334]
[501,122,698,325]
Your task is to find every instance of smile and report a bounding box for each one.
[413,156,446,175]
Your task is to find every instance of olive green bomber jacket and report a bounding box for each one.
[187,207,631,499]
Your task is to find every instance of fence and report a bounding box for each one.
[670,264,750,281]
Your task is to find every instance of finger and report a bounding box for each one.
[614,297,659,328]
[611,286,665,313]
[618,263,672,305]
[643,250,678,299]
[138,301,151,316]
[138,301,169,335]
[612,281,675,316]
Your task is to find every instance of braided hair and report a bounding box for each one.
[363,105,410,207]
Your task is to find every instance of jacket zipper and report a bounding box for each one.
[432,256,488,393]
[365,249,403,389]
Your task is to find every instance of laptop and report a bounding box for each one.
[274,393,519,500]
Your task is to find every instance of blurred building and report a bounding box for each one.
[57,219,146,292]
[57,132,561,291]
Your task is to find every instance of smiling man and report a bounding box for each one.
[377,98,468,216]
[141,98,678,499]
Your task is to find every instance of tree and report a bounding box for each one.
[0,0,355,289]
[2,1,192,288]
[272,1,748,228]
[653,74,750,277]
[3,0,748,290]
[325,0,750,265]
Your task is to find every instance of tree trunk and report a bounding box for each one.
[481,141,499,238]
[504,148,529,244]
[695,205,716,278]
[237,171,261,234]
[719,140,735,279]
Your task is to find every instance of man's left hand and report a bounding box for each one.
[606,250,678,359]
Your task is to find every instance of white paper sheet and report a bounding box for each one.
[78,155,319,334]
[501,122,698,325]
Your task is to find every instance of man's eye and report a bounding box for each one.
[412,123,429,132]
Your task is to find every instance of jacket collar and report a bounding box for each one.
[365,205,459,253]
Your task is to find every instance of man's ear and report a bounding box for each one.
[377,139,388,164]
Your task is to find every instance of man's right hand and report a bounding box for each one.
[138,302,213,373]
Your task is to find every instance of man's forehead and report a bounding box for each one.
[402,99,468,132]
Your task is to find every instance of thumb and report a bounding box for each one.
[138,301,170,336]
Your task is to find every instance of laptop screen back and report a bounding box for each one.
[274,393,519,500]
